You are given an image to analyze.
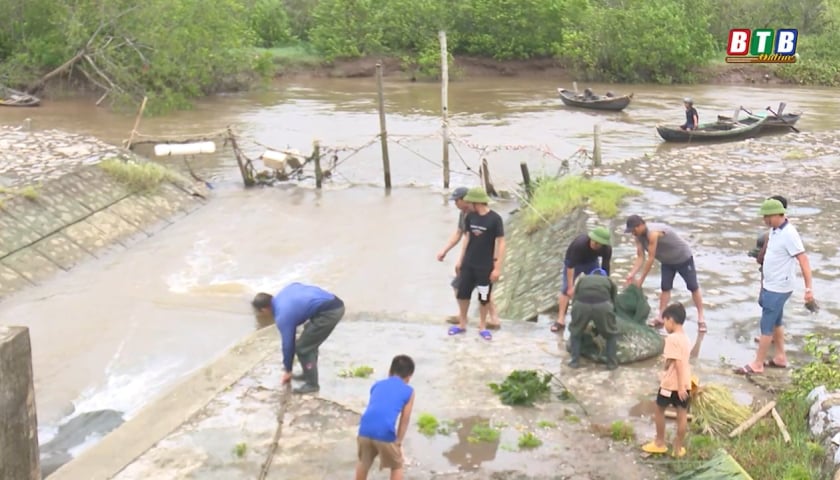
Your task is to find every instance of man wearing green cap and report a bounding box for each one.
[452,187,505,340]
[735,198,815,375]
[551,227,613,333]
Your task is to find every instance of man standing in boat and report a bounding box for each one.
[624,215,707,333]
[680,98,698,131]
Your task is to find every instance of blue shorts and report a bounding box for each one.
[661,257,700,292]
[758,288,792,335]
[561,260,599,295]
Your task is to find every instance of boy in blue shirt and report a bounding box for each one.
[252,283,344,394]
[355,355,416,480]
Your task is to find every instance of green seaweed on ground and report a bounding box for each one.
[468,422,501,443]
[609,420,635,442]
[417,413,439,436]
[522,175,640,233]
[99,157,191,192]
[537,420,557,429]
[337,365,374,378]
[517,432,543,449]
[233,442,247,458]
[488,370,552,406]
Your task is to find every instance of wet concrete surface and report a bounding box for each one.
[75,313,666,480]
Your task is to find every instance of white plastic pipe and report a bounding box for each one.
[154,141,216,156]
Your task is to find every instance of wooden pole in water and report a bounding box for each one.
[375,63,392,190]
[124,96,148,150]
[481,158,496,196]
[313,140,323,189]
[593,123,602,167]
[439,30,450,189]
[520,161,532,199]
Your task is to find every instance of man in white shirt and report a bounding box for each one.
[735,198,815,375]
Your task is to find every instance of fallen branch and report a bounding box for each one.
[729,400,776,438]
[27,48,87,93]
[771,407,791,443]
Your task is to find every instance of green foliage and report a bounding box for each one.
[233,442,247,458]
[517,432,543,448]
[416,413,439,436]
[560,0,717,83]
[467,422,501,443]
[246,0,293,48]
[488,370,552,406]
[99,158,191,192]
[523,175,640,233]
[309,0,383,60]
[788,332,840,397]
[338,365,374,378]
[609,420,635,442]
[537,420,557,428]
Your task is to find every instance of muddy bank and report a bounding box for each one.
[0,126,210,301]
[277,55,790,86]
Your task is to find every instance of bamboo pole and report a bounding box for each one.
[313,140,323,189]
[375,63,392,190]
[520,161,532,199]
[771,407,791,443]
[439,30,450,189]
[729,400,776,438]
[592,124,602,167]
[124,96,148,150]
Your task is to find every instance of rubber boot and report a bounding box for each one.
[605,335,618,371]
[567,335,581,369]
[293,356,320,394]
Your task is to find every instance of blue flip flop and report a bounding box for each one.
[479,329,492,341]
[448,326,466,336]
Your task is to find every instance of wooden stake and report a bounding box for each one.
[481,158,496,196]
[313,140,323,189]
[439,30,450,189]
[592,124,602,167]
[771,407,791,443]
[375,63,392,190]
[520,161,532,199]
[124,96,147,150]
[729,400,776,438]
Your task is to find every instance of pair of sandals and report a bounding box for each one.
[641,442,686,458]
[733,360,788,375]
[448,325,492,340]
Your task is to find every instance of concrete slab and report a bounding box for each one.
[0,248,61,285]
[31,233,94,271]
[103,198,166,236]
[0,263,32,298]
[61,217,127,256]
[0,326,41,480]
[135,190,188,223]
[158,181,204,214]
[0,211,42,258]
[124,195,175,229]
[73,166,134,198]
[2,189,92,236]
[43,170,130,213]
[92,207,151,247]
[66,313,667,480]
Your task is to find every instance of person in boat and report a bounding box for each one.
[550,227,613,333]
[583,88,598,100]
[680,98,698,131]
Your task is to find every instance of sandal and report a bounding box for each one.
[671,447,687,458]
[550,322,565,333]
[764,360,788,369]
[479,329,492,341]
[733,364,761,375]
[641,441,668,454]
[698,322,707,333]
[448,326,466,336]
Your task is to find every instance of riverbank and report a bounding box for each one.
[0,126,210,300]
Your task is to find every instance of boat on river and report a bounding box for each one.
[557,88,633,112]
[717,110,801,130]
[0,86,41,107]
[656,116,768,143]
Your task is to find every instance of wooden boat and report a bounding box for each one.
[557,88,633,112]
[656,116,768,143]
[0,86,41,107]
[717,111,801,130]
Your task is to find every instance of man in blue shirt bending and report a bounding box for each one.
[252,283,345,394]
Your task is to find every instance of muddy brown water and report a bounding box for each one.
[1,77,839,472]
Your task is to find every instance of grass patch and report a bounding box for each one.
[610,420,635,442]
[416,413,439,436]
[488,370,552,406]
[564,414,581,424]
[256,43,323,67]
[517,432,543,449]
[468,422,501,443]
[99,158,190,192]
[537,420,557,429]
[233,442,247,458]
[664,333,840,478]
[337,365,374,378]
[522,175,640,233]
[0,184,41,201]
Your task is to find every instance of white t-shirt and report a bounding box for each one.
[762,220,805,293]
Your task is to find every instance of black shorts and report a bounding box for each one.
[655,388,690,410]
[451,275,461,289]
[456,265,492,302]
[661,256,700,292]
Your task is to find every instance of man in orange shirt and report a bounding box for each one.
[642,302,691,458]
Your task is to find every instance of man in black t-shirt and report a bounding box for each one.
[680,98,699,131]
[551,227,612,333]
[450,187,505,341]
[437,187,501,329]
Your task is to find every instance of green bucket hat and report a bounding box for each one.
[759,198,786,216]
[464,187,490,204]
[588,226,611,246]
